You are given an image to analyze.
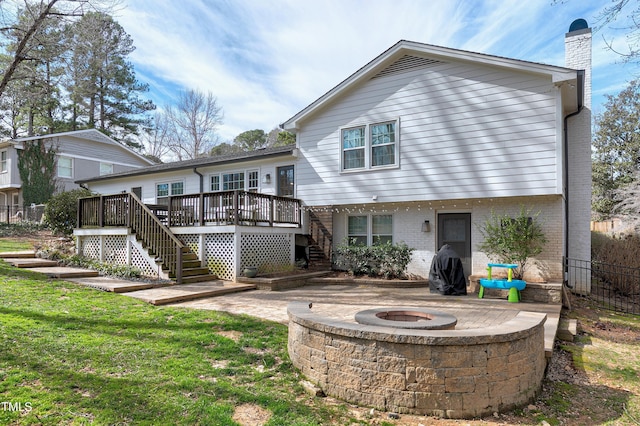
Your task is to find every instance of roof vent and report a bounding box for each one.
[568,18,588,32]
[372,55,445,79]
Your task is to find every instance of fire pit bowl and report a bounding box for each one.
[355,307,457,330]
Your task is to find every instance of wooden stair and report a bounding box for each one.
[162,247,218,284]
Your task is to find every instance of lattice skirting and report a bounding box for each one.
[77,229,296,282]
[203,233,235,281]
[76,234,159,278]
[240,233,292,274]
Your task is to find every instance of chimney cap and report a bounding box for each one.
[569,18,589,33]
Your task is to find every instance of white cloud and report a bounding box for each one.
[118,0,637,141]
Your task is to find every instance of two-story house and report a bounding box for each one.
[74,20,592,291]
[0,129,154,217]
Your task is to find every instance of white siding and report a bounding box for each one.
[296,60,560,206]
[86,158,298,204]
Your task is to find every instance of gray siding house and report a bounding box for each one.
[0,129,154,212]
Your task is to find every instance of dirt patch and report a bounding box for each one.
[216,330,242,342]
[232,403,271,426]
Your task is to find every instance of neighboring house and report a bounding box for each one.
[0,129,154,213]
[75,20,592,292]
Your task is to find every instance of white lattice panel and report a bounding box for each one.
[203,233,235,281]
[130,242,159,278]
[240,233,292,273]
[103,235,127,264]
[179,234,200,254]
[80,236,100,260]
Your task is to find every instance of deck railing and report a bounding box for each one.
[165,190,301,227]
[77,193,184,283]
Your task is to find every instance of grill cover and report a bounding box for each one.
[428,244,467,295]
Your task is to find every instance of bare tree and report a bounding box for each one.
[138,111,172,162]
[165,89,223,160]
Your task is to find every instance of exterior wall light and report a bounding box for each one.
[421,220,431,233]
[262,173,271,184]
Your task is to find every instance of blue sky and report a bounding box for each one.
[117,0,638,142]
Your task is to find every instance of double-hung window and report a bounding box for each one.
[347,214,393,245]
[156,180,184,205]
[342,127,365,170]
[58,156,73,178]
[223,172,245,190]
[341,120,398,171]
[0,151,6,173]
[210,170,260,192]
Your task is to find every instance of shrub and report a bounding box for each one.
[477,206,547,280]
[64,254,142,279]
[591,231,640,295]
[44,188,93,235]
[334,240,414,279]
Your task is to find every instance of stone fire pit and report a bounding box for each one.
[355,307,457,330]
[288,301,546,418]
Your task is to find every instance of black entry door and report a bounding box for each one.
[437,213,472,281]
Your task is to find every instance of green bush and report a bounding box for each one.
[334,240,414,279]
[477,206,546,280]
[44,188,93,235]
[64,254,142,279]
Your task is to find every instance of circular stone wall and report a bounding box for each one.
[287,301,546,419]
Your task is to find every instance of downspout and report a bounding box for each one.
[193,167,203,193]
[563,69,585,287]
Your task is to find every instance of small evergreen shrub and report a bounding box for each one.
[477,206,546,280]
[44,188,93,235]
[334,240,414,279]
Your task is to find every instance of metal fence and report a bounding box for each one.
[565,257,640,315]
[0,204,45,224]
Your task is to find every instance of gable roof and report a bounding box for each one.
[281,40,579,131]
[6,129,154,166]
[76,145,297,184]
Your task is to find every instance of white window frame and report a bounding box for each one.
[209,169,260,192]
[100,162,114,176]
[0,150,6,173]
[347,214,393,246]
[340,119,399,172]
[156,180,184,204]
[57,156,73,178]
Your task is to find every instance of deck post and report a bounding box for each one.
[176,247,183,284]
[98,195,104,227]
[233,190,239,225]
[199,193,205,225]
[269,195,274,226]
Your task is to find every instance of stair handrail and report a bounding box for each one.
[127,192,184,284]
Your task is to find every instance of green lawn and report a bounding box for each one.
[0,260,349,425]
[0,239,33,252]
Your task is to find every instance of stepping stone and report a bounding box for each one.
[65,276,164,293]
[0,251,36,259]
[124,281,256,305]
[24,266,99,279]
[4,258,58,268]
[557,318,577,342]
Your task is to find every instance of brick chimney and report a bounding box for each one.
[564,19,592,293]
